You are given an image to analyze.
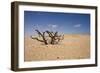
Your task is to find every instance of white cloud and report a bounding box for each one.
[48,24,58,28]
[52,25,57,28]
[74,24,81,28]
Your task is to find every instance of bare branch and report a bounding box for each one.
[31,36,44,42]
[32,30,48,45]
[31,29,64,45]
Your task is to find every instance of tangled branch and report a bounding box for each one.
[31,29,64,45]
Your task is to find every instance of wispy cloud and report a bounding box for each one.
[48,24,58,28]
[74,24,81,28]
[52,25,57,28]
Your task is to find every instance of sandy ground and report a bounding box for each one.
[24,34,90,61]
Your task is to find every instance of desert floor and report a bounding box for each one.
[24,34,90,61]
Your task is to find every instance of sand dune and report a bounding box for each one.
[24,34,90,61]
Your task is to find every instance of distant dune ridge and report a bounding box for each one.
[24,34,90,61]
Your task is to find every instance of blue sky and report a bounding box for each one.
[24,11,90,36]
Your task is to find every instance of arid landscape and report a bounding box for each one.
[24,34,90,61]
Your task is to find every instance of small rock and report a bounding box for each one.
[57,57,60,59]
